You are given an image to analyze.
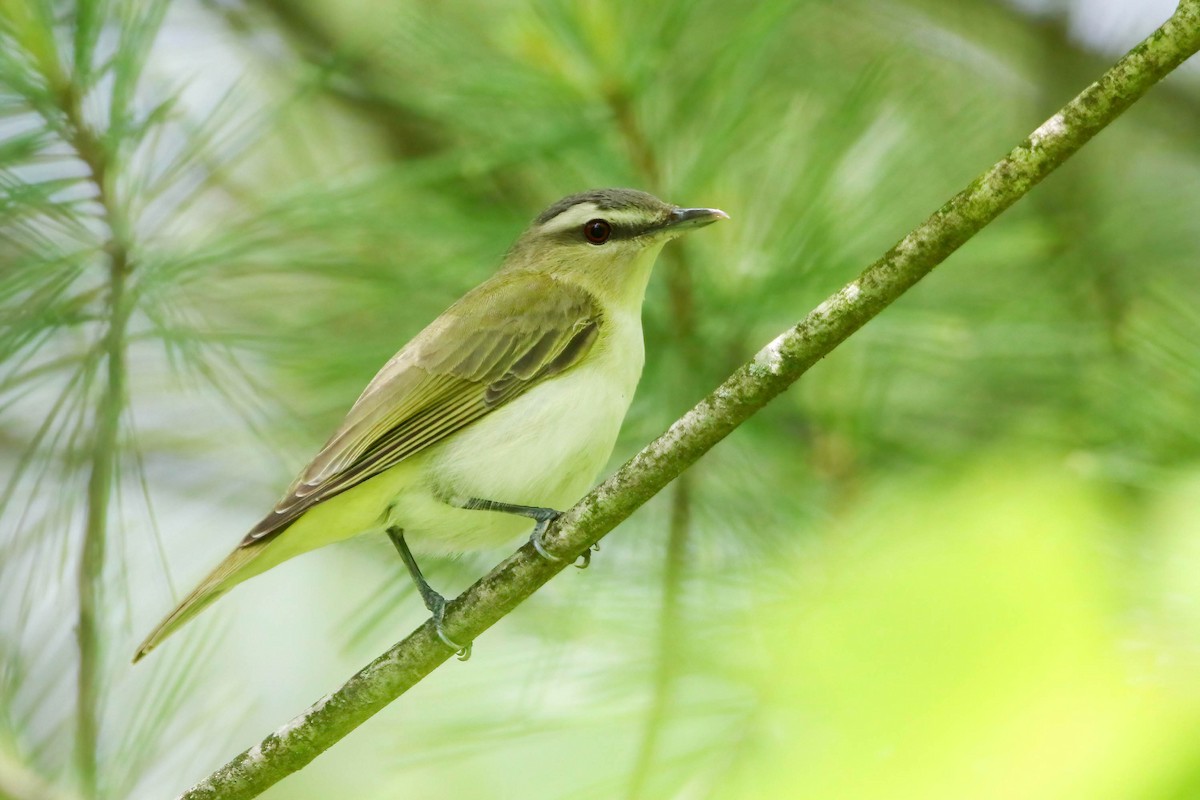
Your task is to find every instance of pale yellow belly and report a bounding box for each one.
[389,357,636,553]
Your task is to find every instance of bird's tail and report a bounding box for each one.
[132,544,266,663]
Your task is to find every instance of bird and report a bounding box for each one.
[133,188,727,663]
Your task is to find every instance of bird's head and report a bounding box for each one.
[504,188,727,308]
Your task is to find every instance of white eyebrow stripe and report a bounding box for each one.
[540,203,601,234]
[539,204,656,236]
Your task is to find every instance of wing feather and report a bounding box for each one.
[243,272,601,545]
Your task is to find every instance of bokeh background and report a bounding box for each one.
[4,0,1200,798]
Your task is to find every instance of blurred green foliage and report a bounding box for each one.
[2,0,1200,798]
[723,464,1200,800]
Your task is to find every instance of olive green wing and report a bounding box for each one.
[242,272,601,545]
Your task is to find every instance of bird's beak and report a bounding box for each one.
[665,207,730,232]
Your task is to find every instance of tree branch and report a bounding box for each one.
[60,75,133,800]
[178,4,1200,798]
[225,0,445,160]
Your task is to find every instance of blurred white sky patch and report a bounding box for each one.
[1003,0,1199,76]
[153,1,265,111]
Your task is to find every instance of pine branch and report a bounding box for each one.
[208,0,444,159]
[178,4,1200,798]
[63,82,132,800]
[14,33,145,792]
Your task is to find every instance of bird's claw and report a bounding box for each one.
[428,594,472,661]
[574,542,600,569]
[529,511,563,562]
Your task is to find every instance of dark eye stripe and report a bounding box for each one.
[542,208,673,245]
[605,224,642,240]
[550,221,645,243]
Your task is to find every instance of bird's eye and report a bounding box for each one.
[583,219,611,244]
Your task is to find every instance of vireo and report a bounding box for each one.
[134,188,727,662]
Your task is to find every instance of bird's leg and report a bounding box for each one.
[447,496,584,565]
[386,526,471,661]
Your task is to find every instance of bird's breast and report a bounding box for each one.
[426,311,644,510]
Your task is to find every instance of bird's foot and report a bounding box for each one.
[528,508,563,562]
[427,592,472,661]
[574,542,600,569]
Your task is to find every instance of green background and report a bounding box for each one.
[3,0,1200,798]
